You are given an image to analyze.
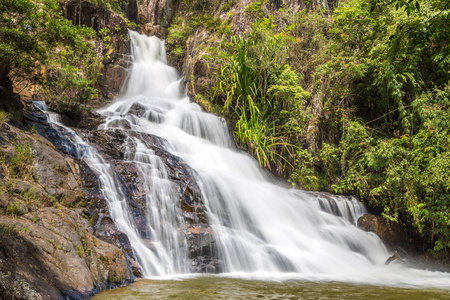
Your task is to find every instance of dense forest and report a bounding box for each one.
[1,0,449,260]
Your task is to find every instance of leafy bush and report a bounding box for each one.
[245,2,265,19]
[311,0,450,252]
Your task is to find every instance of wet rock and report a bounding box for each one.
[86,125,218,272]
[93,214,143,278]
[128,130,167,149]
[357,214,403,247]
[80,163,144,278]
[0,113,146,297]
[108,118,132,130]
[127,102,166,123]
[88,129,129,159]
[128,102,148,118]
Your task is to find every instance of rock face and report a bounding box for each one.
[357,214,403,247]
[0,208,130,299]
[0,114,136,299]
[138,0,179,37]
[63,1,132,102]
[64,1,130,54]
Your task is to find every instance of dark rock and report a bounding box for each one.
[63,1,132,102]
[128,102,148,118]
[64,1,130,54]
[107,118,132,130]
[85,125,219,272]
[357,214,403,247]
[88,129,129,159]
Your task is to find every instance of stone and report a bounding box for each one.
[0,207,133,299]
[357,214,403,247]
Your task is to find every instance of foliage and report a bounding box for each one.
[210,18,311,171]
[312,0,450,253]
[187,0,450,254]
[0,0,101,118]
[166,13,221,60]
[245,1,265,18]
[91,0,126,13]
[6,202,23,216]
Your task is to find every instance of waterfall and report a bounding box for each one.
[34,101,190,276]
[36,31,450,288]
[100,31,389,275]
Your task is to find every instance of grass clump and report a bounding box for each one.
[0,110,9,125]
[10,143,33,180]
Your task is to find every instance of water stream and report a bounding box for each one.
[37,31,450,293]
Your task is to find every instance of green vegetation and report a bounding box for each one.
[90,0,126,13]
[0,110,8,124]
[245,1,265,18]
[6,202,23,216]
[0,0,113,119]
[312,0,450,253]
[10,143,33,180]
[170,0,450,255]
[211,24,310,169]
[76,243,85,258]
[0,0,447,257]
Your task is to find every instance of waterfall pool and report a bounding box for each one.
[92,275,450,299]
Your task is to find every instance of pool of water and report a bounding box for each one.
[92,275,450,300]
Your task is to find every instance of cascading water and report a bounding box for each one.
[97,31,450,288]
[37,31,450,290]
[34,101,189,276]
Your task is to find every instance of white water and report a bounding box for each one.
[37,31,450,290]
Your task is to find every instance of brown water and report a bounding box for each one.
[92,276,450,299]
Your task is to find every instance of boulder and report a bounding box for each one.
[357,214,403,247]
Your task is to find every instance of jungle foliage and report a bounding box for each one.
[0,0,103,118]
[168,0,450,254]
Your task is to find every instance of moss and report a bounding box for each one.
[99,254,109,266]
